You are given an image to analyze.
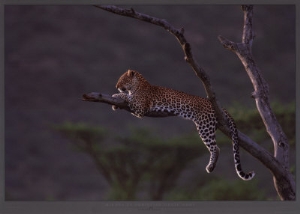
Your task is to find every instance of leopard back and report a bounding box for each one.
[112,69,255,180]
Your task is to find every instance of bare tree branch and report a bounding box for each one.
[94,5,226,126]
[218,5,295,200]
[88,5,295,200]
[82,93,176,117]
[241,5,254,46]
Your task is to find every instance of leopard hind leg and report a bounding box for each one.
[195,121,220,173]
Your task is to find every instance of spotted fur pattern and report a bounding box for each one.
[112,69,255,180]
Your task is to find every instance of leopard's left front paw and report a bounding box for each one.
[112,105,119,111]
[112,92,127,100]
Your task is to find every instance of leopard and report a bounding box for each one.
[112,69,255,181]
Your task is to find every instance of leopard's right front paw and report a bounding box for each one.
[112,93,119,98]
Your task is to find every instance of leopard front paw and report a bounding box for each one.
[112,93,120,98]
[131,112,143,118]
[112,105,119,111]
[112,92,128,100]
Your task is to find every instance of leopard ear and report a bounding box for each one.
[127,69,135,77]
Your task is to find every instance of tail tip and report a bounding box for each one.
[241,171,255,181]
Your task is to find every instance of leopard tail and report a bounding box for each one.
[223,109,255,181]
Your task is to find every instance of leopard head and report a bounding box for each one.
[116,69,149,95]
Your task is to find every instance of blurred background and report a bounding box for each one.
[5,5,295,200]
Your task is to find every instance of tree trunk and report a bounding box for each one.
[218,5,295,200]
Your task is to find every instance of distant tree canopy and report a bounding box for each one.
[55,101,294,200]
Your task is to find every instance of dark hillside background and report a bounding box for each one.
[5,5,295,200]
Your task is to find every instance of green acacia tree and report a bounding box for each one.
[55,123,208,200]
[55,100,294,200]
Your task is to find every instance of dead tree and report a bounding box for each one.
[83,5,295,200]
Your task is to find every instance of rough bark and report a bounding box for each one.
[87,5,295,200]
